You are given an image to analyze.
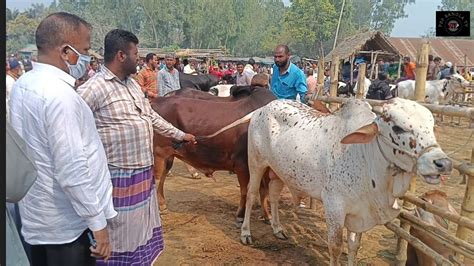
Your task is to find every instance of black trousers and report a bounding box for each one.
[31,230,95,266]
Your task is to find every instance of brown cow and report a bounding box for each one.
[151,86,276,224]
[407,190,458,266]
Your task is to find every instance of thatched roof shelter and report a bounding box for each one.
[325,31,400,62]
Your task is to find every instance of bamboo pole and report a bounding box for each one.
[400,217,474,261]
[356,63,366,99]
[403,193,474,231]
[386,221,453,266]
[456,148,474,244]
[395,175,417,266]
[316,58,325,97]
[397,55,402,80]
[329,56,340,109]
[397,45,430,265]
[414,42,430,101]
[333,0,345,50]
[310,96,474,119]
[369,52,375,79]
[399,211,474,258]
[465,55,469,79]
[350,55,354,86]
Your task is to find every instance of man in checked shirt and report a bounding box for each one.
[77,29,196,265]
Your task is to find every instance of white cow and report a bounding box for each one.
[240,98,452,265]
[396,73,469,104]
[353,77,371,98]
[209,84,233,97]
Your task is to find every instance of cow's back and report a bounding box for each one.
[152,87,276,170]
[179,72,219,91]
[248,100,340,197]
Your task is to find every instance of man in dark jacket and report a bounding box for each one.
[366,72,393,100]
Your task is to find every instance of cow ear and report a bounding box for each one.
[341,122,378,144]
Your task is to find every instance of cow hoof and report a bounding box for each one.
[274,231,288,240]
[240,235,253,245]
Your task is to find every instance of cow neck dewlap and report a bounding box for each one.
[342,139,407,228]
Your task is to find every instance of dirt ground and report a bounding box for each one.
[155,117,473,266]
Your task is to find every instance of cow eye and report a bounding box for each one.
[392,125,406,134]
[457,78,462,83]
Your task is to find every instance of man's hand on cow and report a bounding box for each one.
[183,133,197,144]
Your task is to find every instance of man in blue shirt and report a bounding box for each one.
[271,45,307,103]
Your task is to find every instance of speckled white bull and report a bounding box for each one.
[240,98,452,266]
[397,73,469,104]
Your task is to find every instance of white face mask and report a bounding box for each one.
[65,45,91,79]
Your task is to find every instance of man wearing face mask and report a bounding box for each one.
[9,12,116,265]
[271,44,307,103]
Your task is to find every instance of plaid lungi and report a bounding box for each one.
[97,166,164,266]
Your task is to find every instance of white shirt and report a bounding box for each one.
[183,64,197,75]
[9,62,117,245]
[6,74,15,121]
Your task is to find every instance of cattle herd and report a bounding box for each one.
[337,73,470,104]
[150,73,469,265]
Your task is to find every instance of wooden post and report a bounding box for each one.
[356,63,366,99]
[350,55,354,86]
[329,56,340,109]
[396,42,430,266]
[465,55,468,79]
[397,55,402,80]
[456,148,474,262]
[316,58,325,97]
[369,52,379,79]
[369,52,374,79]
[310,57,326,209]
[395,176,417,266]
[414,42,431,102]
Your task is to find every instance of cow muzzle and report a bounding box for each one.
[417,148,453,185]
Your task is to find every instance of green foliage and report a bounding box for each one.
[6,0,416,57]
[6,13,40,54]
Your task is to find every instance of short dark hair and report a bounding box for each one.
[404,56,410,61]
[145,53,155,63]
[36,12,92,52]
[104,29,139,64]
[434,56,442,62]
[378,72,387,80]
[248,58,255,65]
[237,62,244,67]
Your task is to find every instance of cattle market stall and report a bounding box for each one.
[325,31,401,82]
[138,47,230,61]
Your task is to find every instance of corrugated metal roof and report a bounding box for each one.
[387,37,474,67]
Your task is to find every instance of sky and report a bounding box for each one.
[7,0,441,38]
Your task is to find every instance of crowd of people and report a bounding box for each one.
[5,11,309,266]
[6,10,474,266]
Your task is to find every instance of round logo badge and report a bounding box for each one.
[447,19,460,33]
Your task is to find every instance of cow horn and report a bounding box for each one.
[372,106,383,114]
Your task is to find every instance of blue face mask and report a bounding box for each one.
[65,45,91,79]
